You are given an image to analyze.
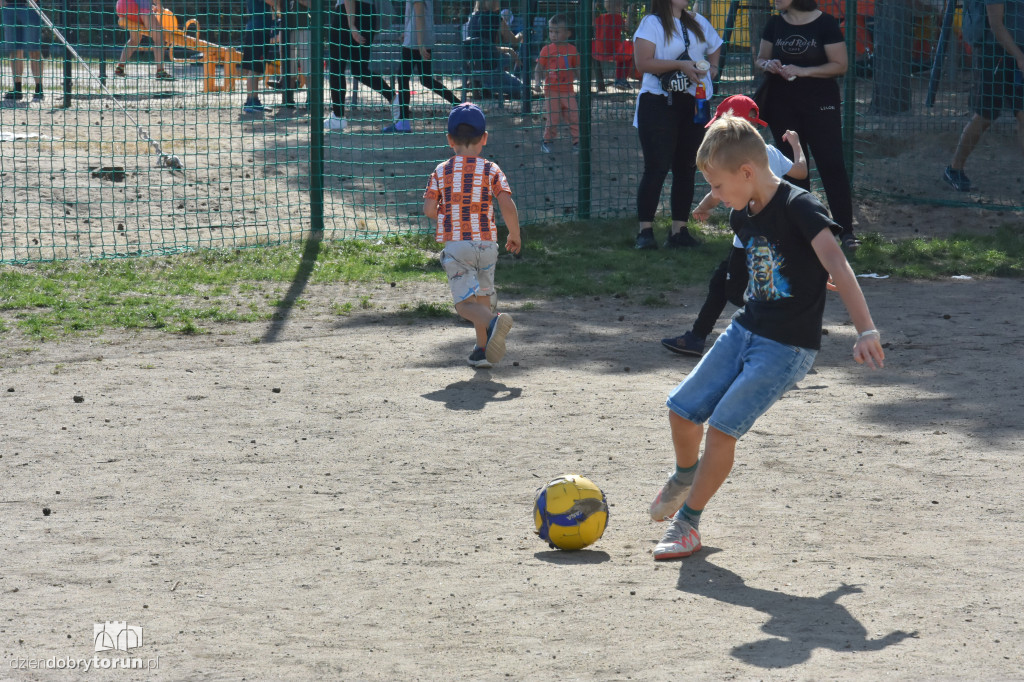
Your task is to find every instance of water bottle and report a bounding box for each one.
[693,81,710,125]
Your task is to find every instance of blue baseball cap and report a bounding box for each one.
[447,103,486,136]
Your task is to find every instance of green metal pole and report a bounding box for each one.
[309,0,325,238]
[843,0,857,184]
[577,0,593,219]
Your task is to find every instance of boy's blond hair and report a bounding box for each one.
[696,114,770,173]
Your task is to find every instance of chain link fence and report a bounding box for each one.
[0,0,1020,264]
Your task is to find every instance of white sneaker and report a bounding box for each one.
[325,114,348,131]
[653,517,702,560]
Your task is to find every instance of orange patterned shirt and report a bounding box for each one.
[425,155,512,243]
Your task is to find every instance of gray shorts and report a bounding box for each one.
[2,7,43,53]
[440,240,498,303]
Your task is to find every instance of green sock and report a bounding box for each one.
[672,462,698,486]
[679,503,702,530]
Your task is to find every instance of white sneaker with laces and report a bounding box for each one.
[653,517,702,560]
[649,471,692,522]
[325,114,348,131]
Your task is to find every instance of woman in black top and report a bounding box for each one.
[325,0,397,131]
[755,0,859,250]
[465,0,525,98]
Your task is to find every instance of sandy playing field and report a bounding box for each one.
[2,250,1023,679]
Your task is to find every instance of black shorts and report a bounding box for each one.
[241,22,277,74]
[972,42,1024,121]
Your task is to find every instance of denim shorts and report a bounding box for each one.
[666,321,817,439]
[2,8,43,53]
[440,240,498,303]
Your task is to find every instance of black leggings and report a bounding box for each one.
[327,11,394,117]
[764,90,853,235]
[691,247,748,339]
[636,92,706,222]
[395,46,461,121]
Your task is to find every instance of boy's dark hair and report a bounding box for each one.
[549,13,568,27]
[788,0,818,11]
[450,123,485,146]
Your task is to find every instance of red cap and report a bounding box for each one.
[706,94,768,128]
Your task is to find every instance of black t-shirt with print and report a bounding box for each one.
[761,13,845,100]
[731,181,839,351]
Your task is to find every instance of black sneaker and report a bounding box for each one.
[665,231,699,249]
[634,230,657,250]
[944,166,971,192]
[32,89,44,102]
[3,90,23,101]
[661,331,706,357]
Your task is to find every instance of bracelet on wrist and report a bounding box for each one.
[857,329,880,340]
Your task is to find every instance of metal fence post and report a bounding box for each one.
[577,0,593,219]
[309,0,325,238]
[843,0,857,184]
[62,0,72,108]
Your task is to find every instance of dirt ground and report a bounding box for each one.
[2,236,1023,679]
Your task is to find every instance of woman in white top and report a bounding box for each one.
[631,0,722,249]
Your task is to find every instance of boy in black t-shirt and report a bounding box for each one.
[647,114,884,561]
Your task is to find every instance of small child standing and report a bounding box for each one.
[424,104,522,368]
[648,113,884,560]
[662,95,808,357]
[535,14,580,154]
[592,0,629,90]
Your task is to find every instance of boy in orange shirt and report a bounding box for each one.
[424,104,522,368]
[534,14,580,154]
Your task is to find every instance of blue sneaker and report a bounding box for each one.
[484,313,513,364]
[242,101,267,114]
[383,120,411,133]
[661,331,706,357]
[943,166,971,192]
[467,346,492,368]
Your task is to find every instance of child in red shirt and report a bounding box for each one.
[535,14,580,154]
[593,0,629,90]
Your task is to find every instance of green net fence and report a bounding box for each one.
[0,0,1020,264]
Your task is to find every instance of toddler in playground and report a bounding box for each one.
[535,14,580,154]
[423,104,521,369]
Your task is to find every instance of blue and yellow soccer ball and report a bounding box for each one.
[534,475,609,550]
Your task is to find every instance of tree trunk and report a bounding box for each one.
[871,0,914,114]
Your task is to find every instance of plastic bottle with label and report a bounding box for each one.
[693,81,709,125]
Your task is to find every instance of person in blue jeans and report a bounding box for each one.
[2,0,44,101]
[648,114,884,561]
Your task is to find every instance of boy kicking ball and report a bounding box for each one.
[424,104,521,368]
[648,113,884,560]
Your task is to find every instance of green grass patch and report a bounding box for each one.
[0,221,1020,341]
[850,227,1024,278]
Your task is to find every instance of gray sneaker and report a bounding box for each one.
[653,517,702,560]
[649,471,691,522]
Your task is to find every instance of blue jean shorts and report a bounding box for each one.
[440,240,498,303]
[666,321,817,439]
[2,8,43,53]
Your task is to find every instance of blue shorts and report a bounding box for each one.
[2,8,43,53]
[666,321,817,439]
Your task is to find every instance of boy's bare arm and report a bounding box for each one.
[781,130,808,180]
[811,230,884,369]
[496,192,521,254]
[423,196,438,221]
[691,191,717,222]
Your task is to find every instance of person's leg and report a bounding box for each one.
[327,16,347,118]
[417,53,461,107]
[951,114,993,169]
[142,11,164,71]
[566,93,580,145]
[29,50,42,86]
[691,258,730,339]
[667,102,704,242]
[10,49,25,84]
[636,93,678,232]
[683,426,737,511]
[542,94,559,143]
[801,102,854,236]
[593,58,606,91]
[397,46,414,120]
[352,41,395,104]
[118,29,144,67]
[456,295,495,348]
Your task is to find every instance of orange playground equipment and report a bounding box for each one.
[115,1,280,92]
